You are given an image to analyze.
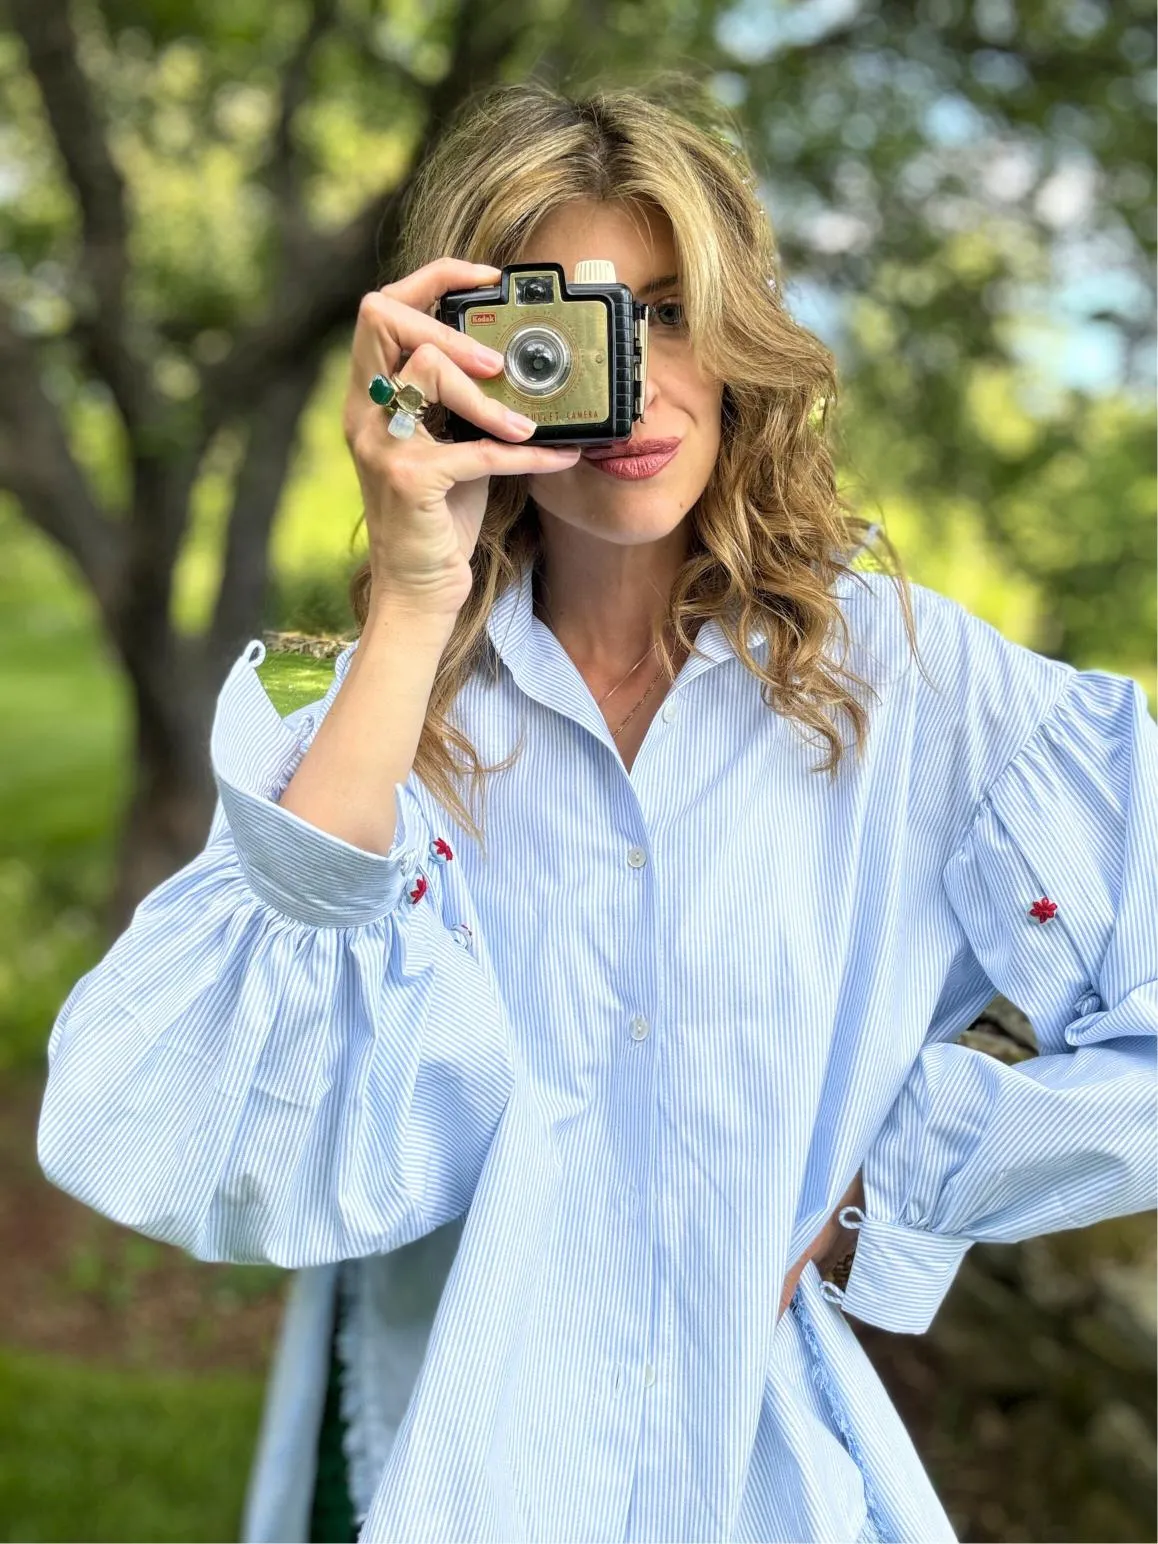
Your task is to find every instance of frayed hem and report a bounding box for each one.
[789,1288,893,1543]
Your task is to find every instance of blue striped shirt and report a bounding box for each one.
[38,561,1157,1543]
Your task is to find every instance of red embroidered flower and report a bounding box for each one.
[1028,896,1057,923]
[430,837,454,864]
[409,874,428,905]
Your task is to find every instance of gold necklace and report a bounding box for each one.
[539,600,667,737]
[610,663,665,736]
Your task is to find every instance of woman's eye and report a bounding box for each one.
[649,300,686,330]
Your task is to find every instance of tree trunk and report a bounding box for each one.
[104,652,216,938]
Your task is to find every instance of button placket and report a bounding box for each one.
[617,826,658,1420]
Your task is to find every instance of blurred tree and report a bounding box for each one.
[729,0,1155,670]
[0,0,732,927]
[0,0,1152,926]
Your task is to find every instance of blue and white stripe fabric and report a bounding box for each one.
[38,562,1157,1543]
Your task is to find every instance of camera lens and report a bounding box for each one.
[504,326,572,397]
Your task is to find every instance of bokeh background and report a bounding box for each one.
[0,1,1154,1540]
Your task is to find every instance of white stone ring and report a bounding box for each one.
[368,373,432,441]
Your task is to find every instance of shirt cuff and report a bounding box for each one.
[209,640,426,929]
[819,1207,973,1334]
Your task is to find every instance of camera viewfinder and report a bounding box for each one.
[515,274,555,305]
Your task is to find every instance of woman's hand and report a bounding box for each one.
[342,257,583,620]
[777,1170,865,1320]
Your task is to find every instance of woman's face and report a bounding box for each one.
[519,199,724,548]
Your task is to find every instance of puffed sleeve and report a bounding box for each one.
[833,667,1157,1334]
[37,639,515,1267]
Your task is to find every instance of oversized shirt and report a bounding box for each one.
[38,561,1158,1544]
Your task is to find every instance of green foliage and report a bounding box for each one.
[2,0,1151,684]
[264,566,357,641]
[0,1347,262,1542]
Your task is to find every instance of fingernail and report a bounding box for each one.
[475,345,506,368]
[505,410,538,434]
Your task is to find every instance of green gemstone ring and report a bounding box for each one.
[368,374,396,407]
[368,373,431,440]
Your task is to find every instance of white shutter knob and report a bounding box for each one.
[573,260,617,284]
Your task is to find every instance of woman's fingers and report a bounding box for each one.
[428,437,582,487]
[359,281,506,382]
[381,257,502,319]
[388,340,546,445]
[354,341,581,490]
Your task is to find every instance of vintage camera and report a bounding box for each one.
[435,260,649,446]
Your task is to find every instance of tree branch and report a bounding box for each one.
[9,0,152,433]
[258,0,342,268]
[0,308,123,610]
[202,0,523,430]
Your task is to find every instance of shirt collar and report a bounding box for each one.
[479,561,865,778]
[483,560,768,676]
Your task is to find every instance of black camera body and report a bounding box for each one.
[435,260,649,446]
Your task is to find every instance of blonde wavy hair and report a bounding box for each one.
[349,73,925,850]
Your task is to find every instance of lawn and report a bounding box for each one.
[0,1348,264,1543]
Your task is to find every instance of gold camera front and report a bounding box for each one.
[461,269,610,427]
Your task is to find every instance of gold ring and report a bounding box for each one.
[368,374,432,440]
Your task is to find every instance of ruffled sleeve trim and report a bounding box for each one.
[942,667,1156,1049]
[835,667,1157,1335]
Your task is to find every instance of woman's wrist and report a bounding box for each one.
[815,1170,864,1285]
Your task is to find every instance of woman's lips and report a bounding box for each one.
[585,447,679,480]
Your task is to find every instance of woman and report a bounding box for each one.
[37,78,1156,1544]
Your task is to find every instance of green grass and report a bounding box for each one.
[0,1347,263,1542]
[257,652,338,714]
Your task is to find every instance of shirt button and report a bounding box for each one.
[642,1362,656,1388]
[629,1014,650,1041]
[617,1185,640,1216]
[661,700,677,724]
[627,845,647,869]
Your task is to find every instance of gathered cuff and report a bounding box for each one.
[820,1212,973,1334]
[210,640,426,929]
